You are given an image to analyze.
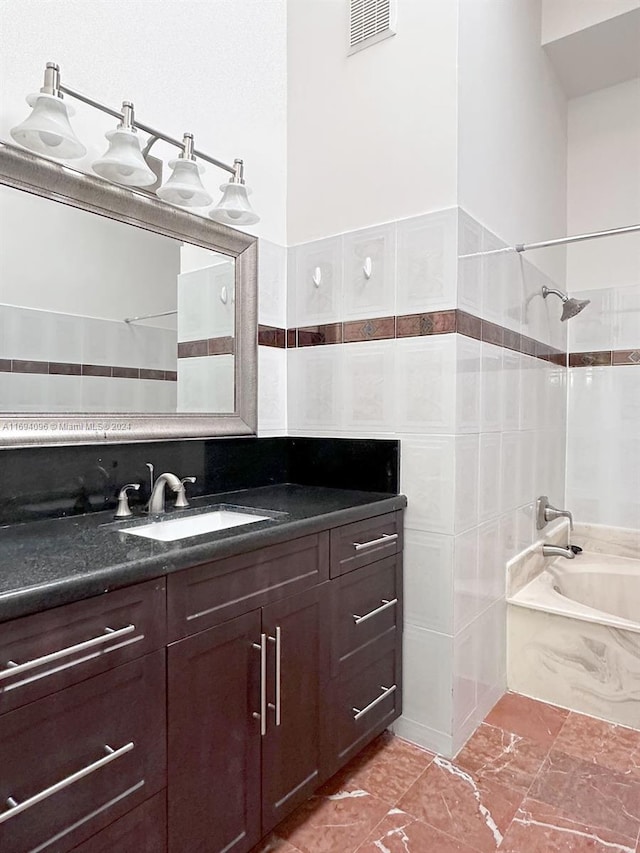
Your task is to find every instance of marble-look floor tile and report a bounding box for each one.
[398,756,522,851]
[355,807,482,852]
[500,798,638,852]
[529,749,640,840]
[554,712,640,780]
[320,732,435,806]
[484,691,568,747]
[250,835,302,853]
[455,722,549,793]
[275,788,389,853]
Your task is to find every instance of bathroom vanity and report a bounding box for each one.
[0,486,405,853]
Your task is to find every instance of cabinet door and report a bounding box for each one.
[167,610,262,853]
[261,584,329,834]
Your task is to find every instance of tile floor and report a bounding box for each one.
[254,692,640,853]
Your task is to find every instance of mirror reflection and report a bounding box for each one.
[0,185,235,414]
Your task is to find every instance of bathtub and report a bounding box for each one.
[507,551,640,729]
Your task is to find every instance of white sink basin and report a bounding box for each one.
[120,508,272,542]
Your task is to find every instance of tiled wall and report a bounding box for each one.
[285,207,568,756]
[566,283,640,529]
[257,240,288,436]
[0,304,177,413]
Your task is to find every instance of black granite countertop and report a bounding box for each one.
[0,484,406,623]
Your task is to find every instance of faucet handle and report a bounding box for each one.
[175,476,196,509]
[536,496,573,531]
[115,483,140,519]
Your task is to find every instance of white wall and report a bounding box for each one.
[566,78,640,294]
[287,0,458,245]
[457,0,568,284]
[0,0,288,245]
[541,0,640,42]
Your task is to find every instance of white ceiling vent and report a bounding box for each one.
[349,0,396,55]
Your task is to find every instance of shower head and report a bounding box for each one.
[542,286,591,322]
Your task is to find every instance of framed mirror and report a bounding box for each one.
[0,143,257,447]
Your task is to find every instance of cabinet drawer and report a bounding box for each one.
[70,792,166,853]
[330,555,402,677]
[0,579,166,715]
[326,647,401,774]
[0,651,166,853]
[167,532,329,640]
[330,512,402,577]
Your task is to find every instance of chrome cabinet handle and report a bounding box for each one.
[0,624,136,682]
[352,684,397,721]
[0,742,134,824]
[353,598,398,625]
[252,633,267,736]
[352,533,398,552]
[268,627,281,726]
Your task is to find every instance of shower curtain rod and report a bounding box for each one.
[124,310,177,324]
[459,223,640,258]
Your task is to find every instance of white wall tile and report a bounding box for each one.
[177,355,234,413]
[258,345,287,434]
[394,336,456,434]
[402,625,453,736]
[568,287,614,352]
[404,528,454,634]
[480,342,503,433]
[454,434,479,532]
[478,433,502,523]
[455,335,482,433]
[453,526,479,632]
[342,340,395,434]
[478,518,503,610]
[500,431,520,513]
[457,208,483,316]
[396,209,457,314]
[258,239,287,329]
[287,344,343,432]
[614,284,640,350]
[401,437,456,534]
[342,223,396,320]
[501,350,521,431]
[289,235,343,327]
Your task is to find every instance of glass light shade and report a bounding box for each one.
[92,127,157,187]
[209,182,259,226]
[10,93,86,159]
[156,158,212,207]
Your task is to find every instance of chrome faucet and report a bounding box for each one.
[147,472,186,514]
[536,496,573,531]
[542,544,575,560]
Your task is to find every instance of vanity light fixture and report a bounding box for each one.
[10,62,260,223]
[209,159,259,226]
[92,101,157,187]
[157,133,213,207]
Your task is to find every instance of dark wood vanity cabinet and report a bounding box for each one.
[0,507,403,853]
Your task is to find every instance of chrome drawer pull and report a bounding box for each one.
[268,626,282,726]
[252,633,267,736]
[352,533,398,552]
[353,598,398,625]
[352,684,397,721]
[0,742,134,824]
[0,624,137,682]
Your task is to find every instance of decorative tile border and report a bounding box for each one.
[0,359,177,381]
[258,324,286,348]
[570,349,640,367]
[177,336,235,358]
[269,309,567,365]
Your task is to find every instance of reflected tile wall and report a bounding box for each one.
[285,207,569,757]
